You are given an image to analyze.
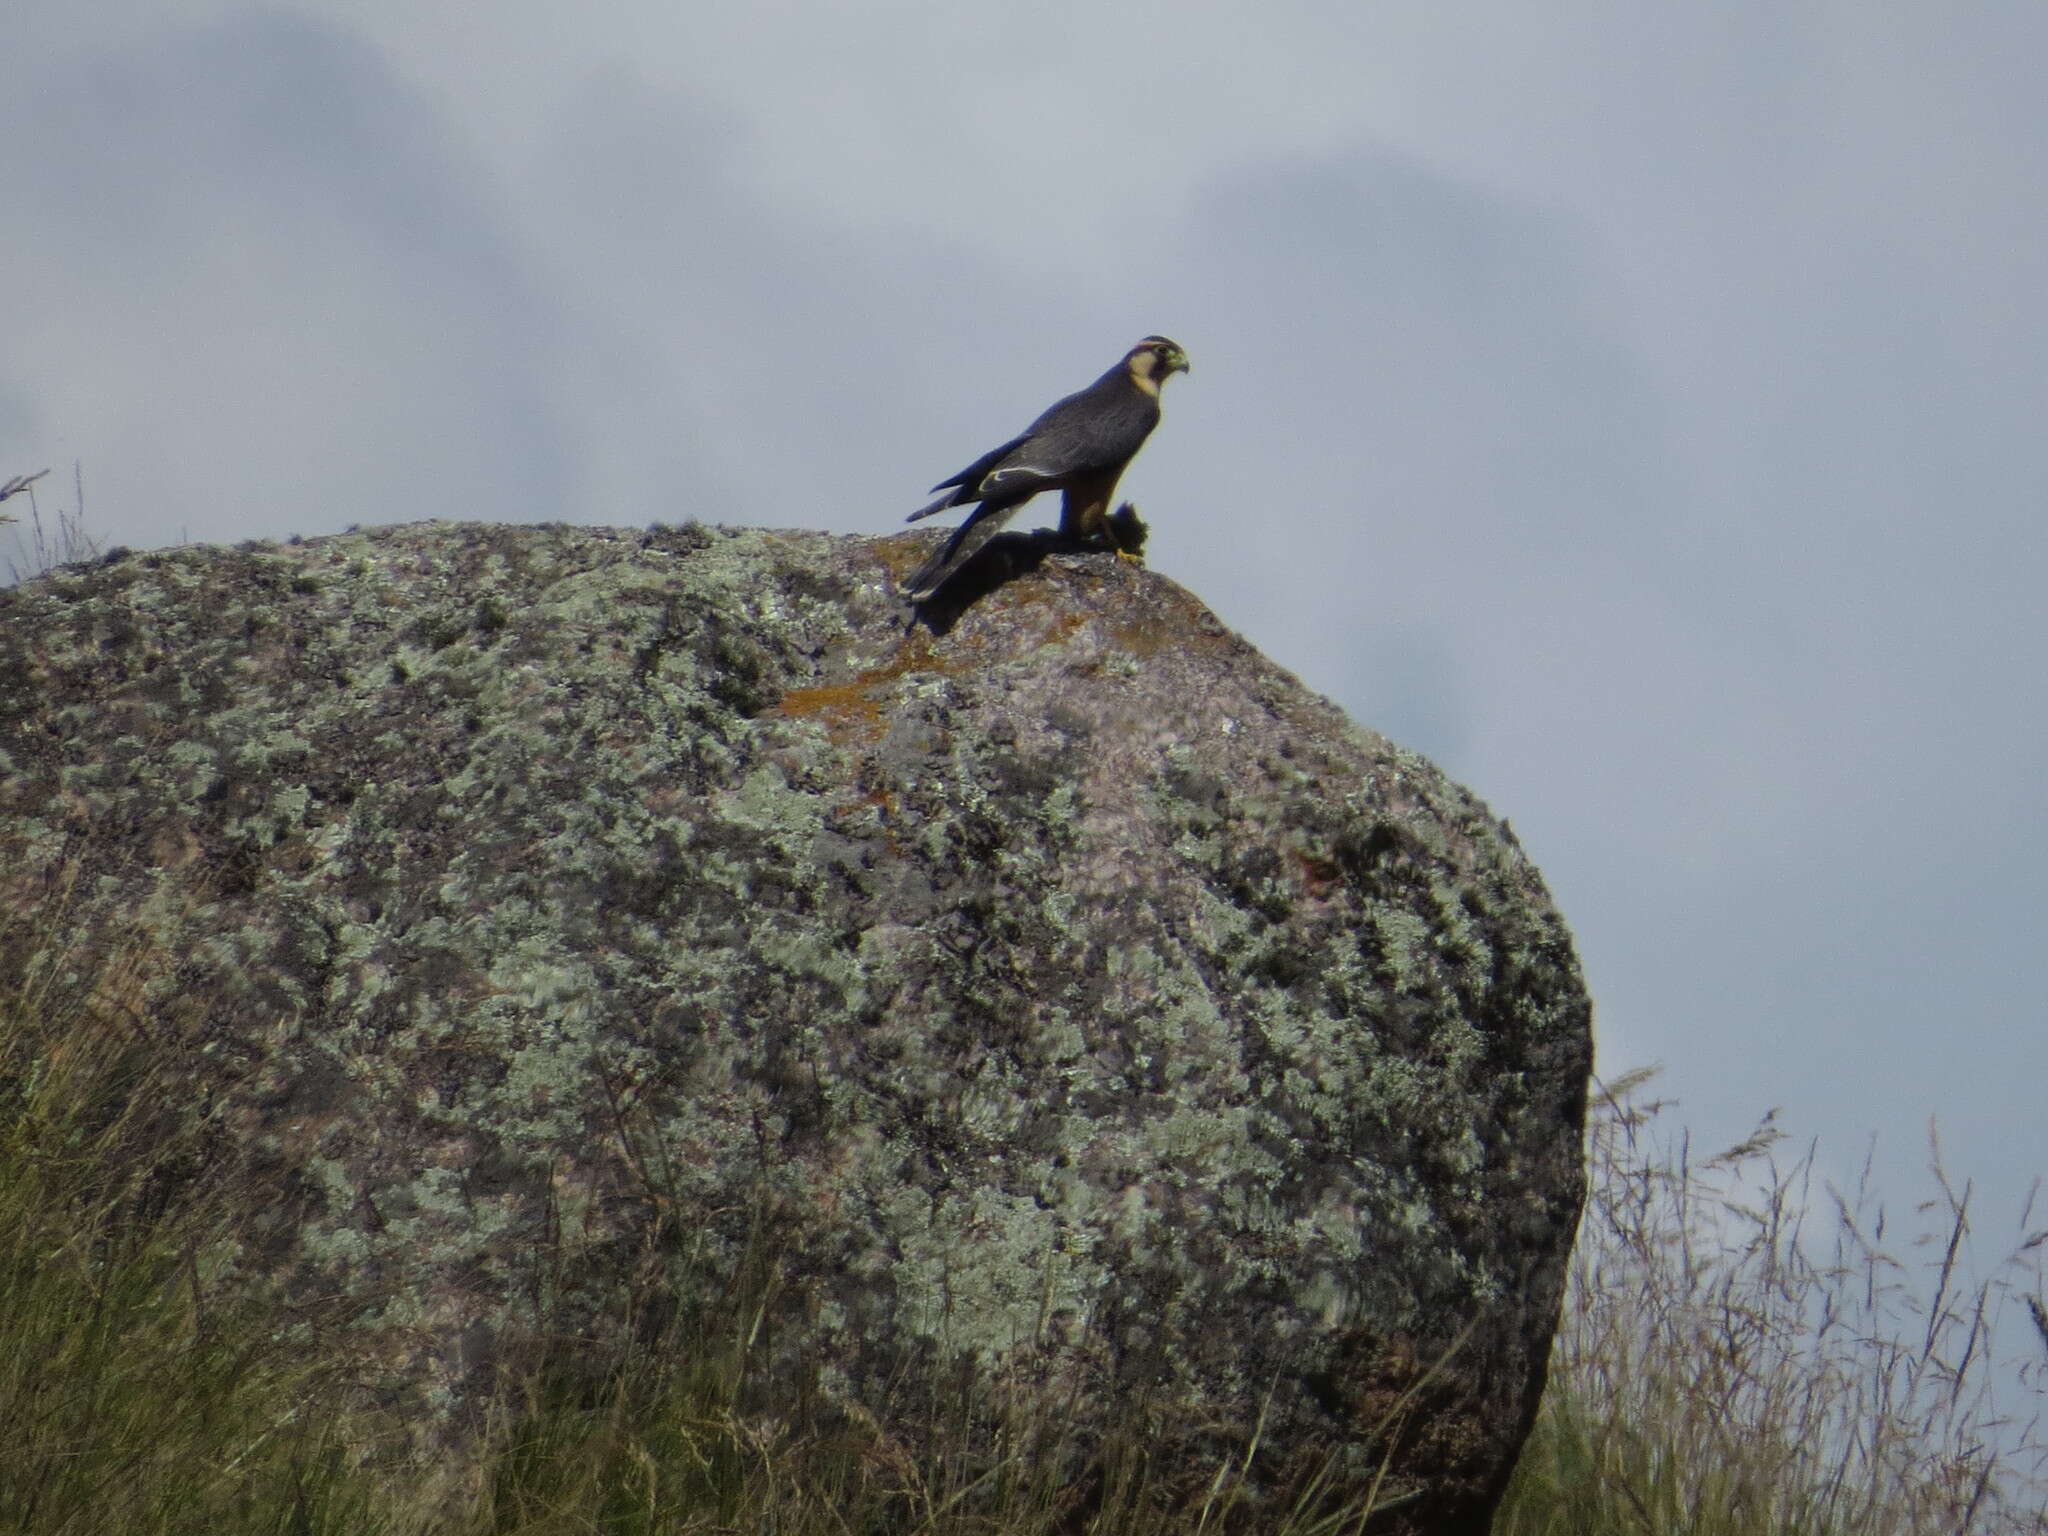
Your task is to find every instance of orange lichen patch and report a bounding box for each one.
[822,786,908,857]
[777,676,890,739]
[1103,612,1176,659]
[827,786,901,846]
[871,531,941,582]
[1104,600,1236,662]
[1292,849,1343,901]
[1029,607,1091,649]
[778,640,943,743]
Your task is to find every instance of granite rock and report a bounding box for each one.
[0,521,1591,1531]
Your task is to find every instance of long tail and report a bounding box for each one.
[905,488,959,523]
[903,504,1018,599]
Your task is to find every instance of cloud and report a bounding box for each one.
[1151,153,1698,772]
[0,11,574,545]
[5,0,2044,1246]
[516,70,1091,531]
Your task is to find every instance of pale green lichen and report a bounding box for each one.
[0,520,1590,1535]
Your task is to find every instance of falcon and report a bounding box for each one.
[901,336,1190,599]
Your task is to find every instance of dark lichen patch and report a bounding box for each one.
[0,519,1589,1536]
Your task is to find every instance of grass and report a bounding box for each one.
[2,464,101,585]
[0,903,379,1534]
[2,906,2043,1532]
[0,905,1415,1534]
[1496,1068,2048,1536]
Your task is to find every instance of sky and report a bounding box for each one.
[5,1,2045,1340]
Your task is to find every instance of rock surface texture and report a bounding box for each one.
[0,522,1591,1533]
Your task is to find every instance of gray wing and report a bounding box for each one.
[911,380,1160,521]
[977,384,1159,493]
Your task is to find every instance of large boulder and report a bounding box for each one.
[0,521,1590,1532]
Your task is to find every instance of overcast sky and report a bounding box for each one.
[7,1,2045,1319]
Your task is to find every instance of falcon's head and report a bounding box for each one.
[1125,336,1191,392]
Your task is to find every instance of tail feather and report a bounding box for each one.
[905,488,959,523]
[903,504,1018,599]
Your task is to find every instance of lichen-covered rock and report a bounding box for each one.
[0,521,1590,1532]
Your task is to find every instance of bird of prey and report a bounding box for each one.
[901,336,1189,599]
